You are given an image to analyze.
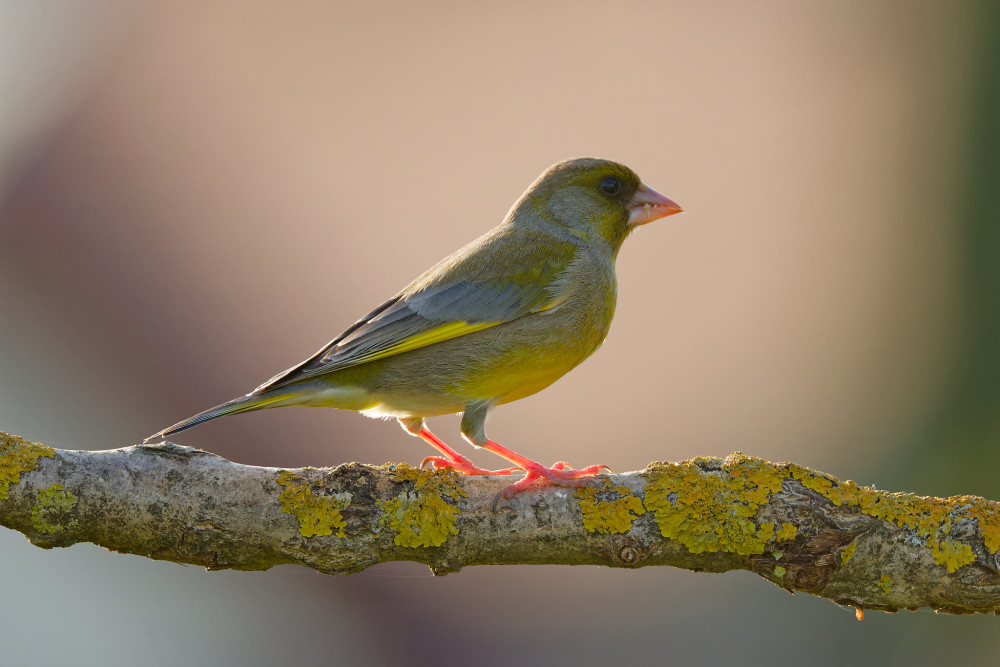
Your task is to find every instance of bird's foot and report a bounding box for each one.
[491,460,612,511]
[420,455,519,476]
[415,426,519,475]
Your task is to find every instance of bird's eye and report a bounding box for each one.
[600,176,621,195]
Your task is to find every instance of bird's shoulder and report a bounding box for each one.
[402,221,582,296]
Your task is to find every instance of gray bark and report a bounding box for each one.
[2,430,1000,616]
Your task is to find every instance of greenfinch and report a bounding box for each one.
[147,158,682,502]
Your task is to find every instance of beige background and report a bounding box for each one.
[1,1,994,664]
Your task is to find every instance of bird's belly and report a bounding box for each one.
[354,345,583,420]
[452,303,613,405]
[459,344,588,404]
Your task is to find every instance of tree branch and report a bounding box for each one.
[3,430,1000,615]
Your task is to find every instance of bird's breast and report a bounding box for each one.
[456,256,618,404]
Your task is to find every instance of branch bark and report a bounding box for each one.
[3,430,1000,615]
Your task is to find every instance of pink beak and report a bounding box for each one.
[627,183,683,226]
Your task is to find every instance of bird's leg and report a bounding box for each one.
[398,417,516,475]
[456,403,609,505]
[476,439,611,509]
[416,427,519,476]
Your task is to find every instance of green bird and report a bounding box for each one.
[146,157,682,502]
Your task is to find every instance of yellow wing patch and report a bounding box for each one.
[350,289,572,366]
[342,320,498,366]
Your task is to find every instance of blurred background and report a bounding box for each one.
[1,0,998,664]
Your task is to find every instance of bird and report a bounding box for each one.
[146,157,682,503]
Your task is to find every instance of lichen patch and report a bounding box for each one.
[31,483,79,534]
[377,464,466,548]
[644,454,787,556]
[276,471,349,538]
[575,477,646,534]
[787,465,987,572]
[0,433,55,500]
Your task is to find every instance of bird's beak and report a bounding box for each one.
[627,183,683,226]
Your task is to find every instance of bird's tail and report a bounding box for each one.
[143,391,298,443]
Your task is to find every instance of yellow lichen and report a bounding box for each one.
[965,500,1000,553]
[31,483,78,534]
[377,464,466,548]
[644,454,788,556]
[757,521,775,542]
[787,460,989,573]
[788,464,836,498]
[575,478,646,534]
[878,574,893,594]
[276,471,349,538]
[775,522,797,541]
[840,540,857,565]
[932,540,975,573]
[787,464,864,507]
[645,454,994,573]
[0,433,55,500]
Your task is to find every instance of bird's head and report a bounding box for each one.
[513,157,682,252]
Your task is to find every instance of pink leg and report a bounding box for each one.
[416,428,518,475]
[477,440,611,509]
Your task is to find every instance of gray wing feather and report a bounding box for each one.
[250,277,555,394]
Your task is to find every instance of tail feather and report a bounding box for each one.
[143,392,295,443]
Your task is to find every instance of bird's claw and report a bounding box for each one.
[420,455,519,476]
[491,461,611,512]
[546,461,613,473]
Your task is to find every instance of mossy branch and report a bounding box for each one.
[3,430,1000,616]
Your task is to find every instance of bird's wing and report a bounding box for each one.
[250,235,578,394]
